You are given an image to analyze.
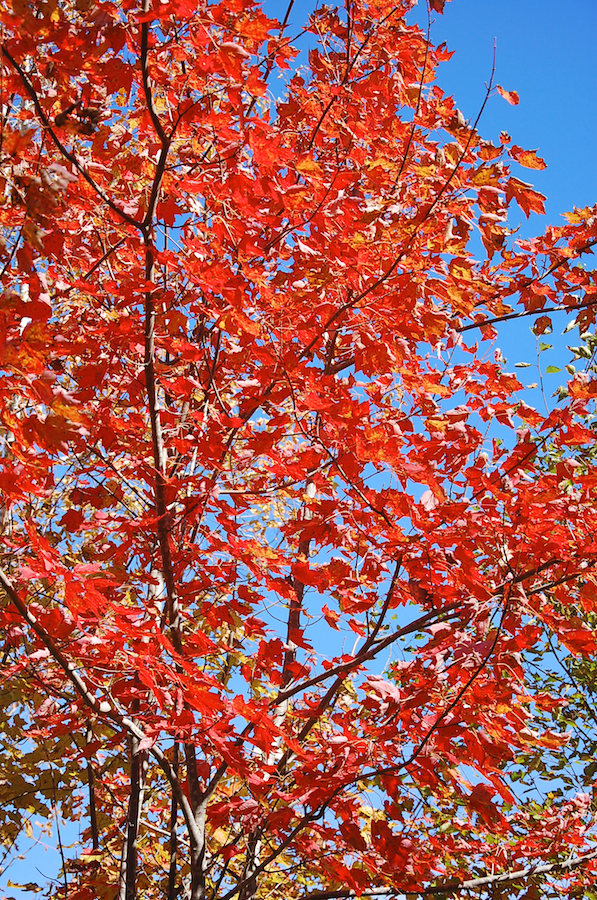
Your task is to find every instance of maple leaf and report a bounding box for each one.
[496,85,520,105]
[509,145,547,170]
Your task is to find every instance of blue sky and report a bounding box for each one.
[410,0,597,221]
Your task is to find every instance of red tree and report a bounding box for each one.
[1,0,597,898]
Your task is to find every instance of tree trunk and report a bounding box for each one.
[118,731,148,900]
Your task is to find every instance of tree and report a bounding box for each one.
[0,0,596,897]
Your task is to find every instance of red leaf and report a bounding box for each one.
[321,604,340,629]
[532,315,552,335]
[506,176,546,217]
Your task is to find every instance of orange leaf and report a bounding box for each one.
[496,85,520,106]
[509,145,547,170]
[506,177,546,218]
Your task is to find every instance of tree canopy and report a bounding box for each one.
[0,0,596,898]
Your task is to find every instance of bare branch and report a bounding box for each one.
[140,9,168,145]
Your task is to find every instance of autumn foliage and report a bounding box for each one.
[1,0,597,898]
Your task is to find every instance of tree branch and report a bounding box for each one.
[460,292,597,334]
[299,49,498,363]
[118,715,148,900]
[303,890,392,900]
[140,10,168,145]
[350,597,510,787]
[85,724,99,850]
[167,742,179,900]
[273,601,459,708]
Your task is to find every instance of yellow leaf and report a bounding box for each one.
[52,397,87,425]
[470,167,498,187]
[211,827,229,847]
[510,146,547,170]
[450,261,473,281]
[447,283,475,316]
[366,157,393,170]
[444,143,461,166]
[296,157,323,178]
